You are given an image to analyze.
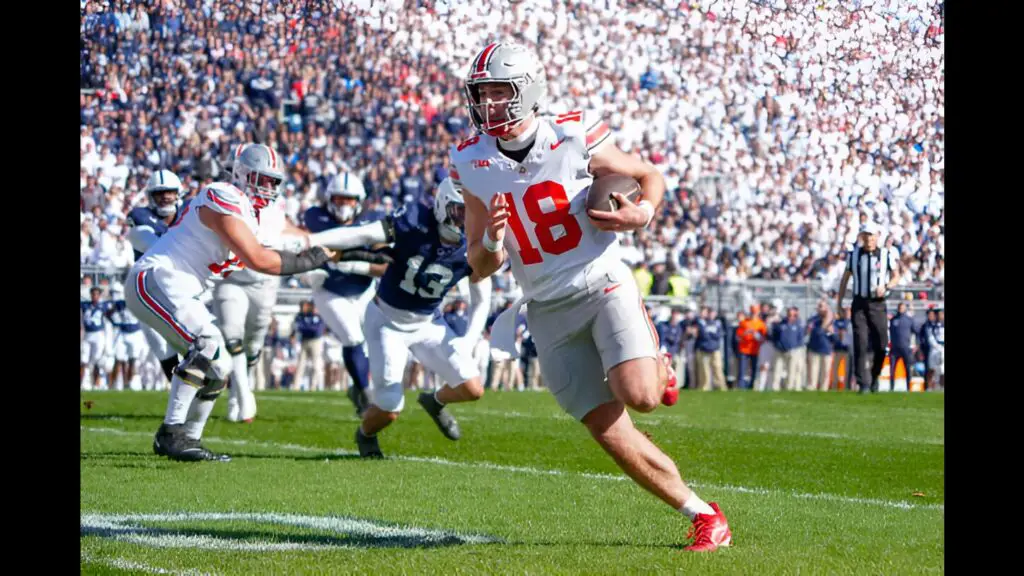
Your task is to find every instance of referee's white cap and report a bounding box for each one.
[859,222,879,236]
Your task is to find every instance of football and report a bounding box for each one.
[585,173,642,213]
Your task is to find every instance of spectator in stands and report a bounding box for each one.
[79,0,944,380]
[805,301,834,391]
[292,300,326,392]
[89,217,121,268]
[771,306,805,391]
[695,305,727,391]
[736,304,766,390]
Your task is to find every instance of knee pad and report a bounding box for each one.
[246,349,262,369]
[370,382,405,413]
[176,335,233,386]
[197,376,226,401]
[246,340,263,364]
[225,338,244,356]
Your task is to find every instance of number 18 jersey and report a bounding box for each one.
[450,110,617,302]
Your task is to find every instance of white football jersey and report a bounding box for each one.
[222,196,289,287]
[135,182,259,290]
[451,110,616,302]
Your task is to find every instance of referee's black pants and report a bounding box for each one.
[851,297,888,392]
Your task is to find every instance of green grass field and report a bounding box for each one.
[80,389,944,575]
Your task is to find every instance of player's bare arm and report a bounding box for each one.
[199,207,334,275]
[465,188,506,279]
[586,144,666,232]
[465,274,492,340]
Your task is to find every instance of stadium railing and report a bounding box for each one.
[81,265,942,322]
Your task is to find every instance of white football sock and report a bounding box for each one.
[164,375,199,426]
[184,395,216,440]
[679,493,715,521]
[232,353,257,420]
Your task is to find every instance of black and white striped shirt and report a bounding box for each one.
[847,246,899,299]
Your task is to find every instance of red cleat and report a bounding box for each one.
[683,502,732,552]
[660,353,679,406]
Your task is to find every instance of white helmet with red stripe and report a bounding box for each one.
[231,143,285,210]
[464,42,547,138]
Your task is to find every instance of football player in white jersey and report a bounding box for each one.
[451,42,731,552]
[213,152,309,423]
[125,143,335,462]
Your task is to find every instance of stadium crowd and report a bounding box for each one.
[80,0,944,389]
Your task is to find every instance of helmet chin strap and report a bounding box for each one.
[496,115,538,150]
[439,225,462,244]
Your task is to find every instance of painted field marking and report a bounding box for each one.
[81,426,944,512]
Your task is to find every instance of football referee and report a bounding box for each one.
[836,223,902,393]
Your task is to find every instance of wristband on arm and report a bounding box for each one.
[276,246,331,276]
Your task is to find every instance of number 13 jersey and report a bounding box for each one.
[451,110,617,302]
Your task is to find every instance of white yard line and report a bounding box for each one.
[254,397,943,446]
[81,426,944,512]
[79,551,215,576]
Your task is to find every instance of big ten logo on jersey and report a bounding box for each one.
[209,253,245,278]
[501,181,582,265]
[398,255,453,300]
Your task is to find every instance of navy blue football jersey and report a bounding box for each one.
[126,205,177,260]
[376,202,472,315]
[81,301,110,333]
[303,205,384,298]
[110,300,141,333]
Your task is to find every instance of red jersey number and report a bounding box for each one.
[503,181,583,265]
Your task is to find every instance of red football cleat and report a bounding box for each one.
[683,502,732,552]
[660,353,679,406]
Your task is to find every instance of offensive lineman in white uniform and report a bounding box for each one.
[451,42,732,552]
[213,149,309,423]
[126,144,334,462]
